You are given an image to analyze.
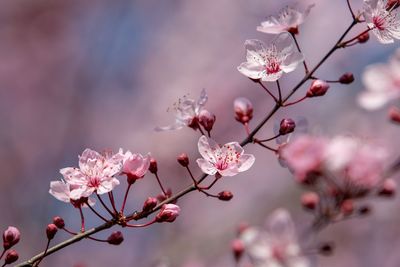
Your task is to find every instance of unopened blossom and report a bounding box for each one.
[257,4,315,35]
[240,209,310,267]
[156,204,181,223]
[121,150,151,182]
[363,0,400,43]
[358,48,400,109]
[196,135,255,177]
[155,89,208,131]
[280,135,327,181]
[234,97,253,124]
[3,226,20,250]
[237,33,304,82]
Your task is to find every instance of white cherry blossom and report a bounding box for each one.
[237,33,304,82]
[196,135,255,177]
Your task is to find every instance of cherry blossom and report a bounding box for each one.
[237,33,304,82]
[240,209,310,267]
[196,136,255,177]
[120,150,151,181]
[358,48,400,109]
[257,4,315,35]
[155,89,209,131]
[363,0,400,43]
[49,180,95,207]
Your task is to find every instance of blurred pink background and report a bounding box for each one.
[1,0,400,266]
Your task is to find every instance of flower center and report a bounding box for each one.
[88,177,101,188]
[373,16,386,30]
[266,60,281,75]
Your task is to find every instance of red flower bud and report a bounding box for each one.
[4,250,19,265]
[301,192,319,210]
[148,158,158,174]
[279,118,296,135]
[339,72,354,84]
[52,216,65,229]
[306,80,330,98]
[46,224,58,240]
[357,32,370,43]
[107,231,124,245]
[218,191,234,201]
[177,153,189,167]
[378,178,396,197]
[234,97,253,124]
[199,110,216,132]
[155,204,180,223]
[389,106,400,124]
[231,239,244,261]
[3,226,20,250]
[142,197,158,212]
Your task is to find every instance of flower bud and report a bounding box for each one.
[142,197,158,212]
[4,250,19,265]
[279,118,296,135]
[339,72,354,84]
[231,239,244,261]
[378,178,397,197]
[319,242,335,256]
[341,199,354,215]
[288,26,299,35]
[155,204,180,223]
[148,158,158,174]
[301,192,319,210]
[52,216,65,229]
[198,109,216,132]
[234,97,253,124]
[107,231,124,245]
[46,224,58,240]
[389,106,400,124]
[306,80,330,97]
[218,191,234,201]
[357,32,370,43]
[3,226,20,250]
[177,153,189,167]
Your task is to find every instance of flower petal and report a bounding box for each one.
[196,158,217,175]
[238,154,255,172]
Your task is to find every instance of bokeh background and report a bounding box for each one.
[1,0,400,266]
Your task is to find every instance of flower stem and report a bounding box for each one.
[85,201,109,222]
[0,250,5,261]
[78,207,85,232]
[33,239,50,267]
[125,219,156,228]
[291,32,309,74]
[120,184,132,215]
[283,95,308,107]
[257,81,279,103]
[108,192,118,215]
[154,172,167,196]
[96,194,115,217]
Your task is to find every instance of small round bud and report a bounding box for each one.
[142,197,158,212]
[339,72,354,84]
[301,192,320,210]
[231,239,244,261]
[389,106,400,124]
[46,224,58,240]
[177,153,189,167]
[148,158,158,174]
[156,204,180,223]
[3,226,20,250]
[52,216,65,229]
[218,191,234,201]
[357,32,370,43]
[198,109,216,132]
[319,242,335,256]
[306,80,330,98]
[341,199,354,216]
[279,118,296,135]
[378,178,397,197]
[358,205,371,216]
[4,250,19,265]
[107,231,124,245]
[234,97,253,124]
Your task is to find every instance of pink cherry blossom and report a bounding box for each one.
[257,4,315,35]
[363,0,400,43]
[196,136,255,177]
[237,33,304,82]
[121,150,151,180]
[49,180,95,207]
[155,89,208,131]
[280,135,327,181]
[358,48,400,109]
[240,209,310,267]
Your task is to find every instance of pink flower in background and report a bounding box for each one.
[257,4,315,35]
[240,209,310,267]
[358,48,400,109]
[121,150,151,180]
[50,149,123,200]
[363,0,400,43]
[196,136,255,177]
[280,135,327,181]
[237,33,304,82]
[155,89,208,131]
